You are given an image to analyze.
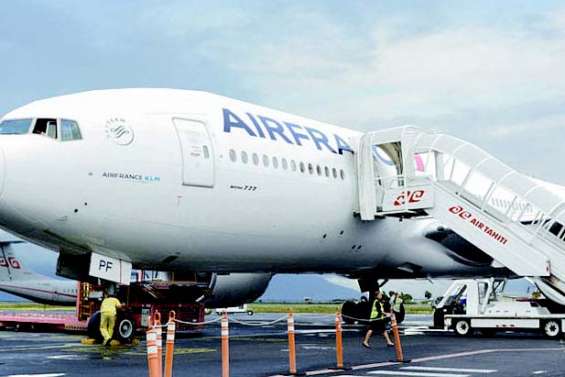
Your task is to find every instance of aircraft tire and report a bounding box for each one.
[87,311,103,342]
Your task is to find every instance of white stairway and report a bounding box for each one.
[356,126,565,304]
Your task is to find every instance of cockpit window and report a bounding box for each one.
[60,119,82,141]
[33,118,58,139]
[0,119,32,134]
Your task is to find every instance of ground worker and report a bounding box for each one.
[99,290,123,346]
[362,290,394,348]
[389,291,406,323]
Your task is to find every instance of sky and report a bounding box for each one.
[0,1,560,300]
[1,1,564,181]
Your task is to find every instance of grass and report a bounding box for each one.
[0,302,74,311]
[249,303,433,315]
[0,302,434,315]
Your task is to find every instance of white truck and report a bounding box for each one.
[433,278,565,338]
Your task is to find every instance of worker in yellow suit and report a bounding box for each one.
[99,291,123,346]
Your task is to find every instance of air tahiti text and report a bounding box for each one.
[223,108,354,155]
[449,205,508,245]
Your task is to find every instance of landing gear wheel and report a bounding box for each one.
[454,319,472,336]
[543,320,561,338]
[341,300,358,324]
[87,311,103,343]
[115,316,135,344]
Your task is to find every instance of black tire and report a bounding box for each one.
[341,300,358,324]
[115,315,135,344]
[542,320,561,338]
[247,310,254,316]
[454,319,472,336]
[87,311,103,342]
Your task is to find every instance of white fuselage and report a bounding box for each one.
[0,89,497,277]
[0,279,76,305]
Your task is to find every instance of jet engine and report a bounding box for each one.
[204,273,272,308]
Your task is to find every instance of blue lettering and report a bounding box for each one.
[285,122,310,146]
[305,127,337,154]
[246,113,266,138]
[223,108,257,137]
[258,116,294,145]
[335,134,354,154]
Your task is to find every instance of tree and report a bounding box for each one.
[400,293,413,304]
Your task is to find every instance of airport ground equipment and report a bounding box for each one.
[81,278,205,343]
[215,303,254,316]
[433,278,565,338]
[335,311,344,369]
[357,126,565,305]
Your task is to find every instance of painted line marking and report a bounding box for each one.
[350,362,399,371]
[368,371,469,377]
[269,347,565,377]
[403,366,497,373]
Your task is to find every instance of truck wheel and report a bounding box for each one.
[87,311,103,343]
[543,320,561,338]
[454,319,472,336]
[115,316,135,344]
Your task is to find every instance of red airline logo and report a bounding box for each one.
[448,205,508,245]
[394,190,425,207]
[0,257,21,269]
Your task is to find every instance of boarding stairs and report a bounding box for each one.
[356,126,565,305]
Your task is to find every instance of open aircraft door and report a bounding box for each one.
[173,118,215,188]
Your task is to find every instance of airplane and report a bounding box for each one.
[0,88,562,314]
[0,237,271,308]
[0,237,76,305]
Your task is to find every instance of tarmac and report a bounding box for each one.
[0,314,564,377]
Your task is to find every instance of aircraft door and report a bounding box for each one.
[173,118,215,188]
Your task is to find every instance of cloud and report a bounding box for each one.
[187,6,565,133]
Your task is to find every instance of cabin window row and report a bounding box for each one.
[228,149,346,180]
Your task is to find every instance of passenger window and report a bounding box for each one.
[262,154,270,167]
[291,160,297,172]
[252,153,259,165]
[316,165,322,176]
[241,151,249,164]
[282,158,288,170]
[272,156,279,169]
[33,118,58,139]
[324,166,330,177]
[332,168,338,178]
[202,145,210,159]
[60,119,82,141]
[299,162,305,173]
[308,163,314,175]
[549,222,564,238]
[340,169,345,180]
[229,149,237,162]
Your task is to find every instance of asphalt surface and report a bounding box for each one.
[0,314,564,377]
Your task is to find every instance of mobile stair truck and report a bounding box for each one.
[354,126,565,337]
[432,278,565,338]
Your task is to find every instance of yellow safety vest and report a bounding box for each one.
[370,300,384,320]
